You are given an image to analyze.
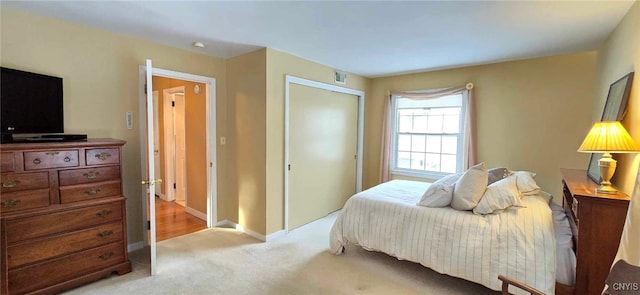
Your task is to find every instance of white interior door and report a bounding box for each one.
[173,93,187,205]
[143,59,158,275]
[288,84,358,230]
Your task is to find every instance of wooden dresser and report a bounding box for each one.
[560,168,630,295]
[0,139,132,294]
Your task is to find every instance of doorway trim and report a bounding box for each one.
[284,75,364,232]
[138,66,217,249]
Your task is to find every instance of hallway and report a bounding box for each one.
[155,198,207,242]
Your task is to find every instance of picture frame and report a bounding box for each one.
[587,72,634,183]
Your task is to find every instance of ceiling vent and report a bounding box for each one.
[334,71,347,84]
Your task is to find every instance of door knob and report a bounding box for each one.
[141,179,163,185]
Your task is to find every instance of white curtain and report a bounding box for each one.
[379,84,477,182]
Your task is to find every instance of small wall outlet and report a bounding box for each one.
[220,137,226,145]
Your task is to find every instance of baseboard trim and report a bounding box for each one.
[265,230,287,242]
[127,241,144,252]
[185,206,207,221]
[214,220,286,242]
[155,192,166,200]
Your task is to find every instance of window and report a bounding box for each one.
[391,94,465,178]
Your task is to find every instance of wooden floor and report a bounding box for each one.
[155,198,207,242]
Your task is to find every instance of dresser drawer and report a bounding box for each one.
[8,242,125,294]
[1,189,50,214]
[86,148,120,166]
[59,165,120,186]
[1,152,16,172]
[60,180,121,203]
[5,202,123,243]
[1,171,49,193]
[24,150,79,170]
[7,221,123,269]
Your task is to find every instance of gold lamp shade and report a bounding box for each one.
[578,121,640,194]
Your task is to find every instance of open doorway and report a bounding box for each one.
[152,77,207,242]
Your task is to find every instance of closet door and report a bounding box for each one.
[288,84,358,230]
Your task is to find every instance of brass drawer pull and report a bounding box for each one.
[45,151,60,156]
[97,230,114,238]
[83,171,99,179]
[98,252,114,260]
[1,199,21,208]
[96,210,112,218]
[33,158,42,165]
[2,180,20,188]
[84,188,101,196]
[95,152,112,161]
[64,156,71,162]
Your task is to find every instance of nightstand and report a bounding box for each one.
[560,168,630,295]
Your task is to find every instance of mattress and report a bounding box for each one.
[330,179,558,294]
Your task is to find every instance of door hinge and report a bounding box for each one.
[173,183,176,189]
[172,101,175,107]
[147,220,151,230]
[288,164,291,171]
[144,83,147,94]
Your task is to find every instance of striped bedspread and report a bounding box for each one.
[329,180,556,294]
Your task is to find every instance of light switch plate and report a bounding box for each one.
[126,112,133,129]
[220,137,226,145]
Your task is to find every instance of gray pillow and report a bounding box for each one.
[487,167,510,185]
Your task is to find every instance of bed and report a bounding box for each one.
[329,179,562,294]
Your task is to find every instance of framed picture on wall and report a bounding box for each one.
[587,72,634,183]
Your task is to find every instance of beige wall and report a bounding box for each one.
[367,53,598,202]
[226,49,267,234]
[265,49,369,234]
[595,2,640,265]
[152,77,208,214]
[0,7,228,245]
[4,4,626,244]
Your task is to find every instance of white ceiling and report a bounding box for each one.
[2,1,635,78]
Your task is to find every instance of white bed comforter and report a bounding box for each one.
[329,180,556,294]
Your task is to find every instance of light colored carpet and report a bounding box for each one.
[64,212,500,295]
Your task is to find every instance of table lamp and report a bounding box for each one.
[578,121,640,194]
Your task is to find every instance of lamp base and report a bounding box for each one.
[596,185,617,194]
[597,152,617,194]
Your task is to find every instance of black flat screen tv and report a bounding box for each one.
[1,67,64,142]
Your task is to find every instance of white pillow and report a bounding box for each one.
[417,173,462,207]
[511,171,541,195]
[452,162,488,211]
[473,175,524,215]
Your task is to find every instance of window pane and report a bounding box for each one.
[397,152,411,169]
[411,152,425,170]
[426,115,443,133]
[441,154,457,173]
[441,136,457,154]
[398,134,411,151]
[411,135,426,152]
[413,115,427,133]
[399,115,412,133]
[425,135,441,153]
[443,114,460,133]
[393,96,465,175]
[424,153,440,172]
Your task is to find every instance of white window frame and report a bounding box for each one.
[389,93,468,179]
